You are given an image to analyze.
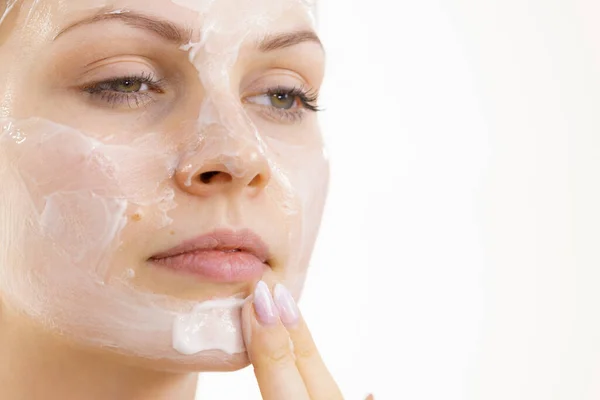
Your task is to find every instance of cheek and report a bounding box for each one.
[0,118,178,284]
[0,118,203,362]
[263,128,330,289]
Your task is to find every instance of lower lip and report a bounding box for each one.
[149,250,268,282]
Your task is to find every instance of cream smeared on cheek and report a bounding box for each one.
[0,118,250,362]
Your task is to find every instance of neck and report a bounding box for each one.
[0,307,198,400]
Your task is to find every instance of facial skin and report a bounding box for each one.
[0,0,327,378]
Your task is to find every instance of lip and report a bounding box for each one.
[148,229,270,283]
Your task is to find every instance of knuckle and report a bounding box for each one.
[295,344,317,361]
[265,341,295,366]
[293,337,318,361]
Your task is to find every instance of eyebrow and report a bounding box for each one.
[55,11,192,44]
[55,11,323,52]
[258,30,323,52]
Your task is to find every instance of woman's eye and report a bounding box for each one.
[244,87,321,123]
[90,78,151,94]
[82,74,164,109]
[247,92,299,110]
[110,79,148,93]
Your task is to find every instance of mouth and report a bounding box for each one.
[148,229,271,283]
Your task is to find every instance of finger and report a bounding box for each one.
[365,395,375,400]
[242,280,310,400]
[273,283,344,400]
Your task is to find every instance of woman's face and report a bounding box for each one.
[0,0,327,371]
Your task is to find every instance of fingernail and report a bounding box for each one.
[273,284,300,327]
[253,281,279,325]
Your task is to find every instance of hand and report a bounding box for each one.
[241,280,373,400]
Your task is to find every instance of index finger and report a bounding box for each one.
[272,283,343,400]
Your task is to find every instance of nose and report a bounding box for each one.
[175,144,271,197]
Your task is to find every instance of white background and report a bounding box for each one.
[198,1,600,399]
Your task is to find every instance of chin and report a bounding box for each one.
[137,350,252,373]
[93,345,253,374]
[39,322,253,375]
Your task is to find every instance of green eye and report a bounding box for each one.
[247,92,301,110]
[269,93,296,110]
[112,79,144,93]
[91,79,148,94]
[83,73,165,110]
[244,86,320,122]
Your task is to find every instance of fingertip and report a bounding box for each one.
[273,283,300,328]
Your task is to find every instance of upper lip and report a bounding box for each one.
[148,229,270,263]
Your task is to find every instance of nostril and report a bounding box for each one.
[199,171,232,184]
[199,171,219,183]
[249,174,264,188]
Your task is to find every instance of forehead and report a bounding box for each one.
[40,0,316,38]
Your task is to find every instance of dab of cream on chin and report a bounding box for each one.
[172,297,248,355]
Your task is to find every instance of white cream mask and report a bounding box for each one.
[172,297,247,355]
[0,0,328,371]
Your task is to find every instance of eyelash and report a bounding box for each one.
[82,73,321,123]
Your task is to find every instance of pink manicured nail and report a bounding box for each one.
[273,284,300,327]
[253,281,279,325]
